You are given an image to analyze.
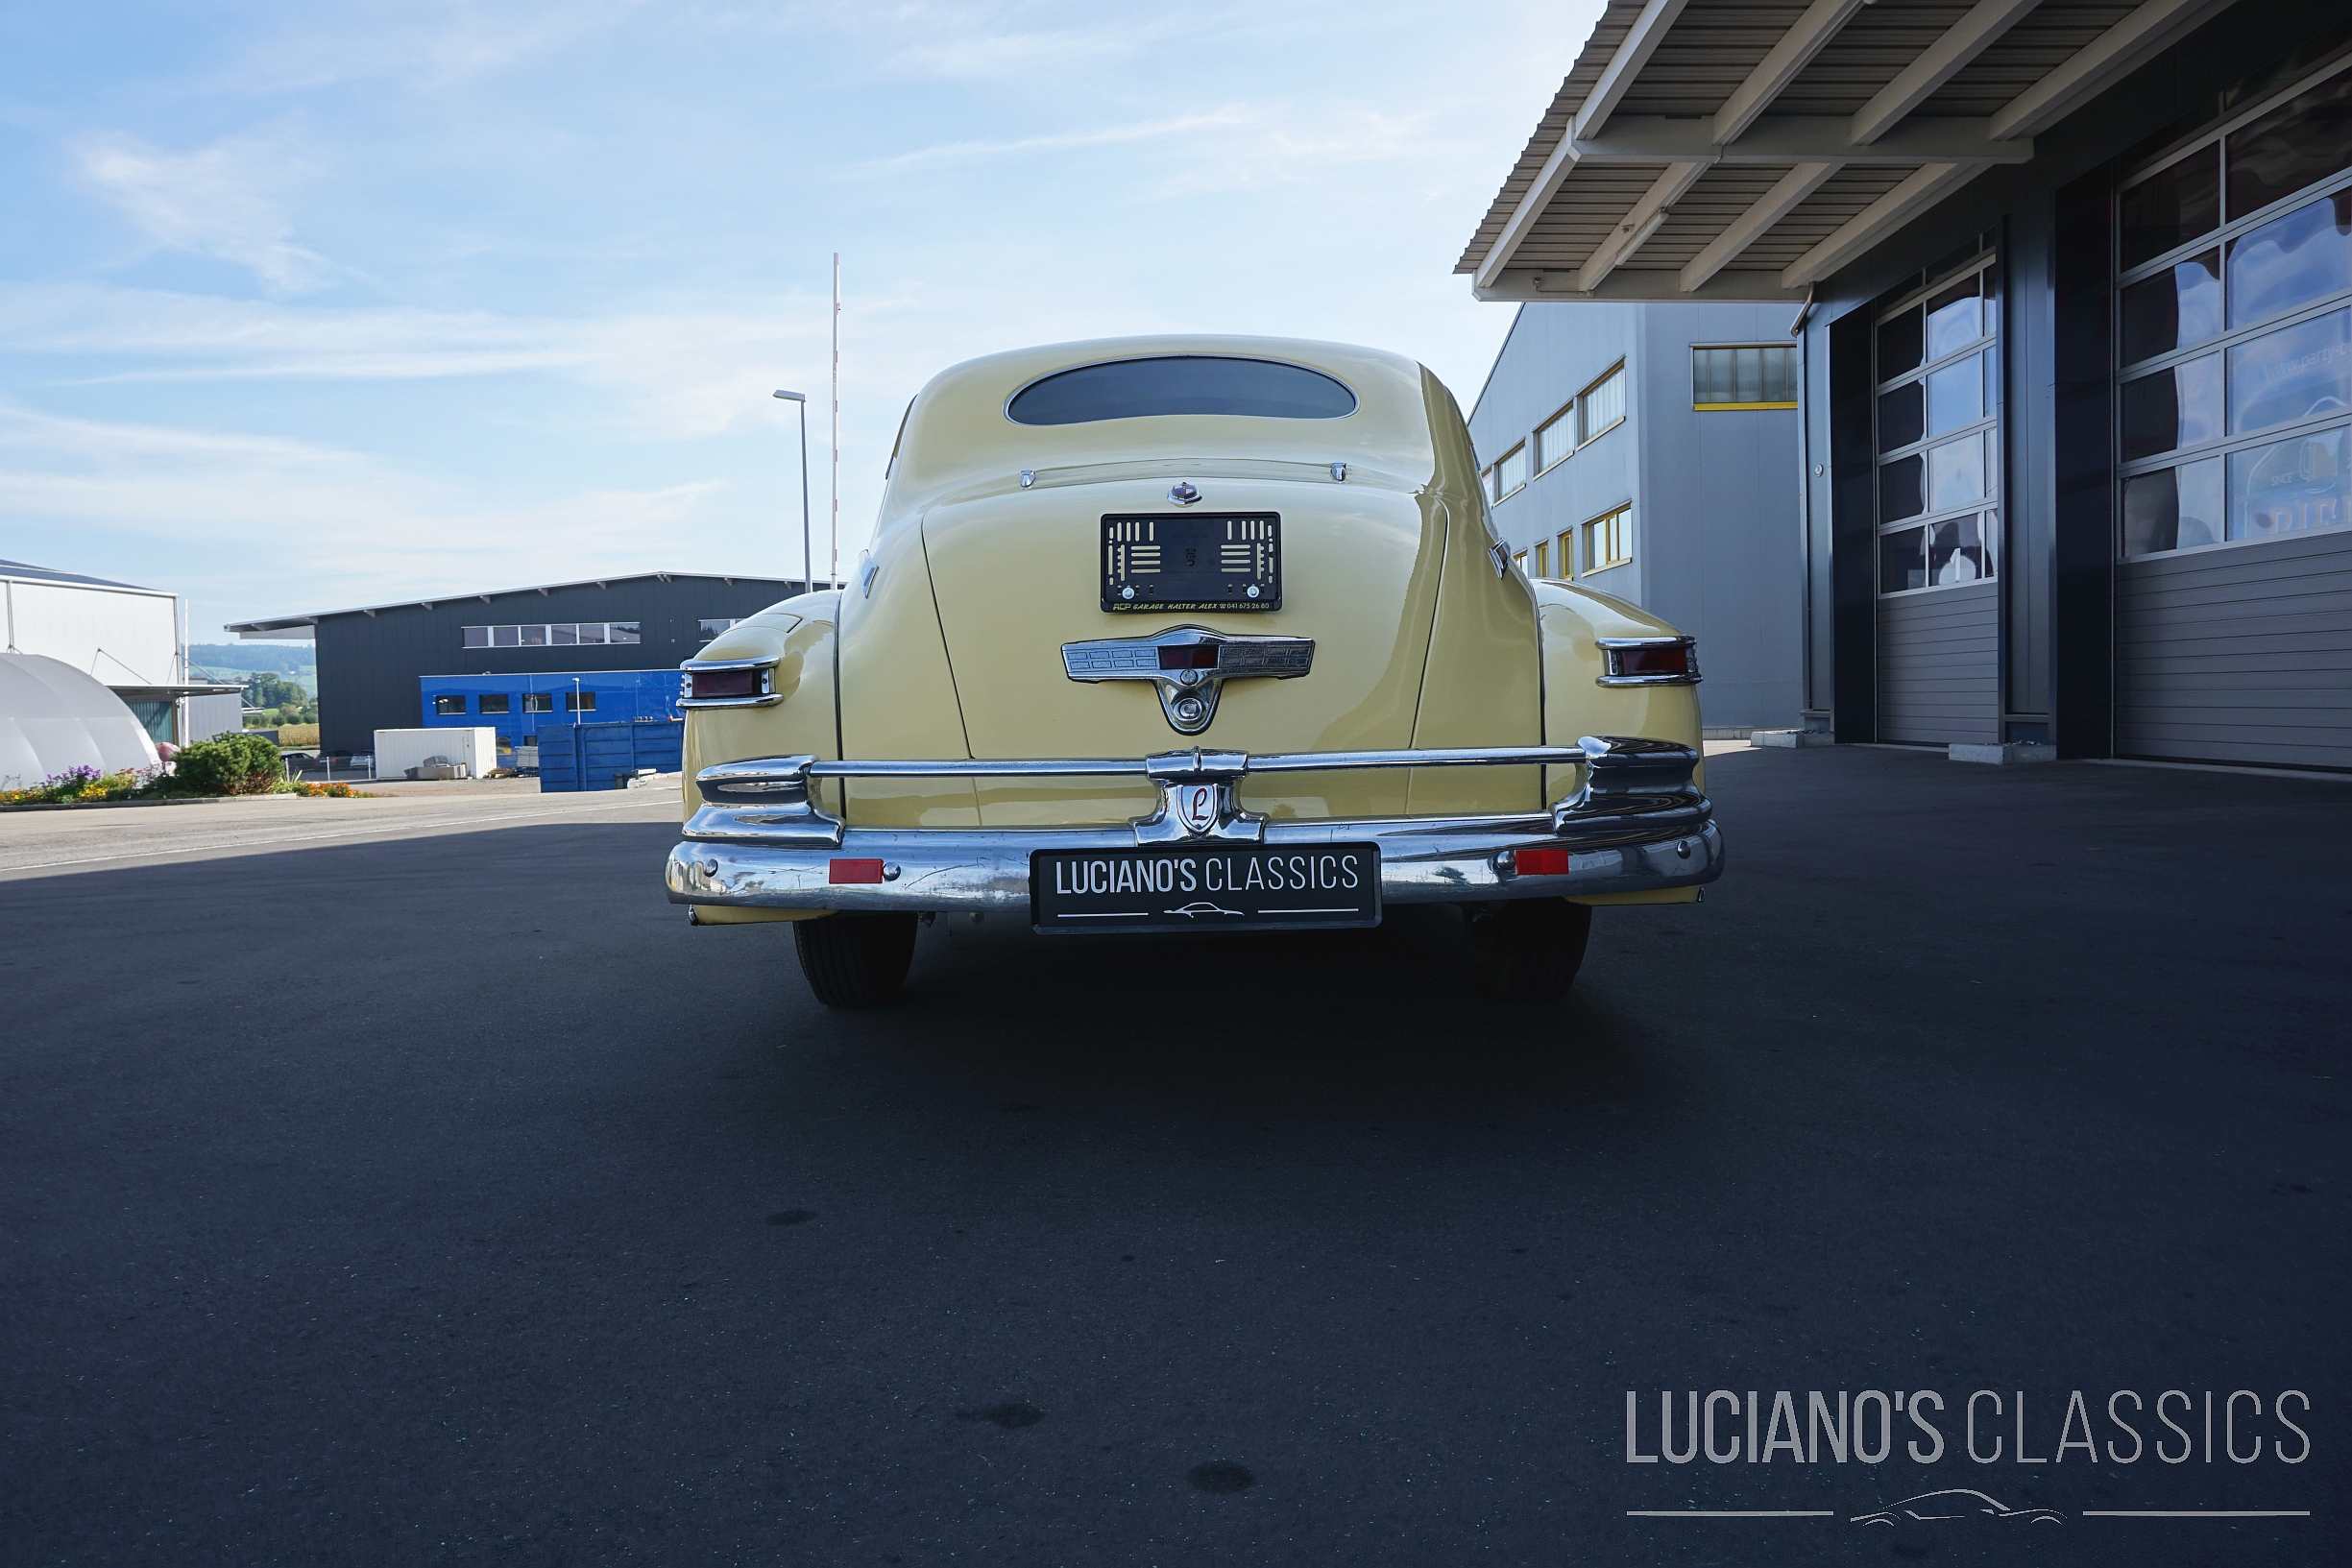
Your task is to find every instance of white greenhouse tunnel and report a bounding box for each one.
[0,653,161,789]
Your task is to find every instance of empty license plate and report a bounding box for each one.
[1101,513,1280,612]
[1031,844,1379,934]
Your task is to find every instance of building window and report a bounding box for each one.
[1535,403,1576,470]
[1579,362,1626,444]
[479,693,511,714]
[1531,539,1550,579]
[1558,529,1576,577]
[433,694,468,715]
[1875,255,2000,593]
[1494,442,1530,500]
[2117,57,2352,559]
[697,618,737,642]
[1585,505,1632,573]
[461,621,636,649]
[1693,345,1798,409]
[566,690,596,712]
[522,692,554,713]
[1479,465,1496,500]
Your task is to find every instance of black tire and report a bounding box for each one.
[792,912,919,1007]
[1463,898,1592,1002]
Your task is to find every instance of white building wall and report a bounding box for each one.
[3,579,180,686]
[1467,302,1804,730]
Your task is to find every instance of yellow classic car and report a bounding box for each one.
[668,335,1721,1005]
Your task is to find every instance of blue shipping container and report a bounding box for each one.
[537,720,684,792]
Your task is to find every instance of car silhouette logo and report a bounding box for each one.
[1852,1489,2065,1526]
[1165,902,1243,919]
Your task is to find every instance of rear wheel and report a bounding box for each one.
[792,912,918,1007]
[1463,898,1592,1002]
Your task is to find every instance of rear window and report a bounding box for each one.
[1006,355,1357,425]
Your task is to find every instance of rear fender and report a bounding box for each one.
[1535,581,1705,805]
[684,592,842,818]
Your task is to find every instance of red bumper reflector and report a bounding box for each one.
[828,858,886,884]
[1515,848,1571,876]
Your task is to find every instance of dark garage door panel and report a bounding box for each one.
[2118,530,2352,770]
[1878,580,1999,745]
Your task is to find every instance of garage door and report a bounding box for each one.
[2111,55,2352,769]
[1873,254,2001,745]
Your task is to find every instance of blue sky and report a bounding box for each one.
[0,1,1597,643]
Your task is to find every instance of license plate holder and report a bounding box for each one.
[1101,512,1280,612]
[1031,843,1379,933]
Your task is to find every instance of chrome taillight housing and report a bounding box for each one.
[679,657,782,708]
[1595,637,1700,687]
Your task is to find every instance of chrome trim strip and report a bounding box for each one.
[1061,625,1316,736]
[1594,635,1702,688]
[677,654,784,709]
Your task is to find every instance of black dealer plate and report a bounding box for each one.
[1031,843,1379,934]
[1101,513,1280,612]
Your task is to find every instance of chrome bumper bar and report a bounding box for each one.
[665,735,1722,915]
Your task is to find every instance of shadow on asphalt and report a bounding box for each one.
[845,906,1667,1116]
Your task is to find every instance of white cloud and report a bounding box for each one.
[74,133,335,293]
[0,284,848,442]
[865,109,1254,173]
[0,402,730,615]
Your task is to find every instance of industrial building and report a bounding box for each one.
[1459,0,2350,770]
[1,558,241,748]
[227,571,809,756]
[1467,301,1804,730]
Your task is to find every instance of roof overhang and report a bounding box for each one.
[223,569,806,638]
[1459,0,2236,303]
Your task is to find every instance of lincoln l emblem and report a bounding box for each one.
[1176,783,1220,834]
[1061,625,1316,736]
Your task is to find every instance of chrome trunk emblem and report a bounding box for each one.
[1061,625,1315,736]
[1168,480,1201,505]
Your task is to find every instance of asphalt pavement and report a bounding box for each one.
[3,748,2344,1565]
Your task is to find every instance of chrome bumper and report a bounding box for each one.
[665,735,1722,917]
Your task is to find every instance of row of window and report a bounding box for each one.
[463,622,641,648]
[1512,504,1634,582]
[2119,52,2351,562]
[1481,362,1627,504]
[433,691,596,715]
[1876,254,2001,597]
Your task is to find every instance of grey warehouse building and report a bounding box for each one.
[1462,0,2352,770]
[230,571,810,756]
[1467,302,1804,730]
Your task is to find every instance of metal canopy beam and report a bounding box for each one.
[1566,115,2032,165]
[1851,0,2045,145]
[1781,162,1986,287]
[1679,162,1840,293]
[1576,0,1692,141]
[1474,267,1807,304]
[1471,0,1691,290]
[1987,0,2226,139]
[1579,160,1710,292]
[1712,0,1874,145]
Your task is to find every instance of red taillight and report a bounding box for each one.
[690,666,762,700]
[1157,644,1219,670]
[1515,847,1572,876]
[828,858,886,884]
[1611,643,1691,678]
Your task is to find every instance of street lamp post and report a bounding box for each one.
[772,390,812,591]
